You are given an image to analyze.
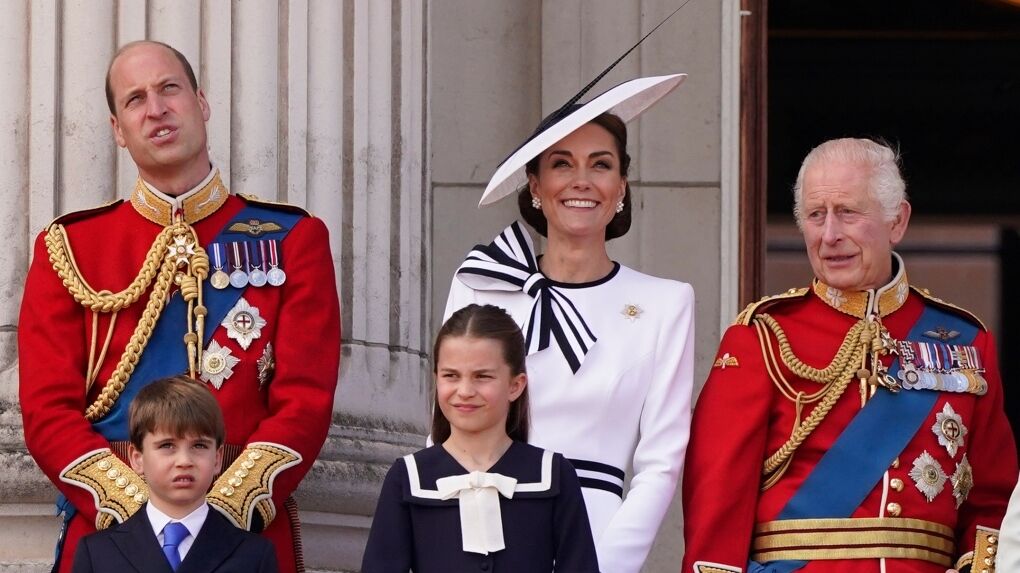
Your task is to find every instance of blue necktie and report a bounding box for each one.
[161,522,190,571]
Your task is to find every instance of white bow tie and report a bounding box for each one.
[435,471,518,555]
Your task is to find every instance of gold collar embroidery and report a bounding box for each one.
[812,253,910,319]
[130,169,229,226]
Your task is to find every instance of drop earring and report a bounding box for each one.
[532,196,542,209]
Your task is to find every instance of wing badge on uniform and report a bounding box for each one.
[226,219,284,238]
[713,352,739,369]
[924,326,960,341]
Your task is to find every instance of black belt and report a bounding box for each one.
[568,458,625,498]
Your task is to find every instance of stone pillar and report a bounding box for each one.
[0,2,430,571]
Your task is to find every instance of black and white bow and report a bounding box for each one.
[454,222,597,373]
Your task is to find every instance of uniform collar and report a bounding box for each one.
[130,167,229,225]
[812,252,910,319]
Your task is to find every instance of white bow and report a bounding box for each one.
[435,471,518,555]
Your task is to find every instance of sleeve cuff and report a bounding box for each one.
[206,442,302,532]
[59,449,148,529]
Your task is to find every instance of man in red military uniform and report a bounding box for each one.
[682,138,1016,573]
[18,41,340,573]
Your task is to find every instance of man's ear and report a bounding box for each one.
[889,201,911,246]
[197,88,211,122]
[110,114,127,148]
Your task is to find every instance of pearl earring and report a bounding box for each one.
[615,200,624,213]
[532,196,542,209]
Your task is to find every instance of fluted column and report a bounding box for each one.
[0,2,430,571]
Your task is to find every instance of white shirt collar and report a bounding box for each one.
[146,501,209,542]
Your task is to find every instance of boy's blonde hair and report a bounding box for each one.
[129,376,225,449]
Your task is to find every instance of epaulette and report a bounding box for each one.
[46,200,123,230]
[911,285,987,332]
[237,193,310,217]
[733,287,810,326]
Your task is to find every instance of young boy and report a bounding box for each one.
[71,376,279,572]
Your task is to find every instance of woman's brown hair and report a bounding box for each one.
[517,111,633,240]
[431,304,530,444]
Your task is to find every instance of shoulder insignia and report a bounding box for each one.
[910,286,987,332]
[236,193,310,217]
[46,200,123,230]
[733,287,810,326]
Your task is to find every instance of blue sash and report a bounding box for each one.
[750,306,980,573]
[91,204,302,441]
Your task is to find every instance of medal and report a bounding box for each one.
[200,340,240,389]
[932,402,967,457]
[950,455,973,508]
[908,450,947,502]
[257,342,275,388]
[222,297,267,350]
[229,241,249,289]
[209,243,230,289]
[266,239,287,286]
[249,240,268,287]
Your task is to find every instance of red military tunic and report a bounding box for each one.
[19,170,340,573]
[682,256,1016,573]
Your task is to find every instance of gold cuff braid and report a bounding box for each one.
[693,563,742,573]
[59,449,148,529]
[206,442,302,531]
[957,525,999,573]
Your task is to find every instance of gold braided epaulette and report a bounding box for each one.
[733,287,810,326]
[45,200,123,230]
[911,286,987,332]
[236,193,311,217]
[207,442,302,532]
[59,449,148,530]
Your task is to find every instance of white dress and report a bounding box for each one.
[444,222,695,573]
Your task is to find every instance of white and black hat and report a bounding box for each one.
[479,73,686,206]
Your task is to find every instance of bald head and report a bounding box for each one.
[105,41,198,114]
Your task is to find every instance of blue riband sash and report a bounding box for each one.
[90,204,301,441]
[750,305,979,573]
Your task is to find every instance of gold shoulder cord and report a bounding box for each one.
[754,313,896,490]
[45,220,209,422]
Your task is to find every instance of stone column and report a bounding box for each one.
[0,2,430,571]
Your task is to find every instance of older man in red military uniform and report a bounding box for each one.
[18,41,340,573]
[682,138,1016,573]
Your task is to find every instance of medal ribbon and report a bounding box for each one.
[268,239,280,268]
[255,240,267,272]
[453,221,597,374]
[211,243,224,270]
[231,241,243,271]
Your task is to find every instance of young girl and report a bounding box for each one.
[361,304,599,572]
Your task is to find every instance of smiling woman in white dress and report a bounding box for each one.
[444,74,695,573]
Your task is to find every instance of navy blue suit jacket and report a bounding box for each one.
[71,504,278,573]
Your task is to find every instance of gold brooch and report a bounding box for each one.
[713,353,739,369]
[621,303,643,321]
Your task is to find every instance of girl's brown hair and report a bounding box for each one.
[431,304,530,443]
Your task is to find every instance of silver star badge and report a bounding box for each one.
[951,455,974,508]
[166,235,196,266]
[932,402,967,457]
[909,450,948,502]
[222,297,267,350]
[620,303,643,321]
[200,340,240,389]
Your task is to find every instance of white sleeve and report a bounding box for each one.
[596,282,696,572]
[998,473,1020,571]
[443,273,478,322]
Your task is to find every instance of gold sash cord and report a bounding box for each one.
[752,517,955,568]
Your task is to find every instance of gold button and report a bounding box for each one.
[115,476,128,488]
[886,502,901,516]
[133,493,146,504]
[989,535,998,545]
[985,556,994,566]
[891,458,900,469]
[125,484,138,496]
[988,546,997,555]
[890,478,904,491]
[97,460,112,471]
[235,468,249,478]
[220,486,235,497]
[242,459,255,469]
[228,477,242,487]
[249,450,263,460]
[106,469,120,479]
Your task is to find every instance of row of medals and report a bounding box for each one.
[208,240,287,290]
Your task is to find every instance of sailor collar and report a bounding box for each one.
[402,442,559,504]
[130,167,229,226]
[812,252,910,319]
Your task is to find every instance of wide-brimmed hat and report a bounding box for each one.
[478,73,687,206]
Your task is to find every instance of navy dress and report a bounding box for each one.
[361,441,600,572]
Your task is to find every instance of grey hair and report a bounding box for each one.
[792,138,908,226]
